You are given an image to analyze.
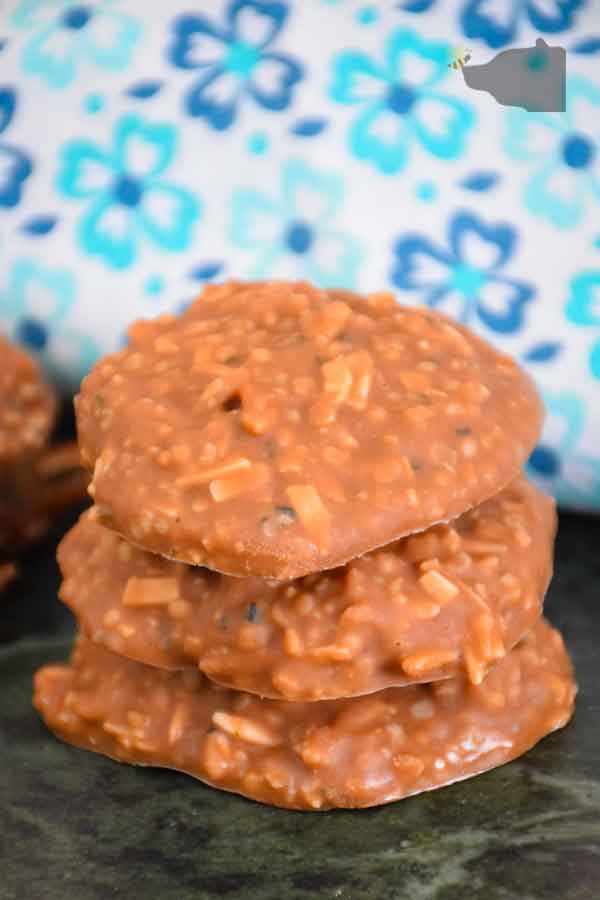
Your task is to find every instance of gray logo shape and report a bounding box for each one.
[462,38,566,112]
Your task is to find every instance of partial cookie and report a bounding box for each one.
[34,620,575,811]
[0,337,60,555]
[75,282,543,578]
[0,335,55,465]
[60,477,555,700]
[0,562,16,592]
[0,443,87,552]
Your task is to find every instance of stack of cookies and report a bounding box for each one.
[34,282,576,810]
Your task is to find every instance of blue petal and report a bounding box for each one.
[397,0,436,10]
[460,0,519,48]
[22,22,78,89]
[169,14,229,70]
[590,339,600,380]
[524,158,586,229]
[125,80,163,99]
[247,52,303,111]
[188,261,224,281]
[302,228,364,291]
[79,195,137,270]
[523,341,562,363]
[503,107,562,163]
[329,51,387,105]
[56,140,114,199]
[2,258,75,324]
[386,29,451,88]
[137,182,201,252]
[0,144,33,207]
[82,9,141,72]
[566,271,600,327]
[528,0,585,34]
[571,37,600,55]
[475,275,534,334]
[186,67,240,129]
[229,187,281,250]
[0,87,15,135]
[227,1,288,49]
[114,114,176,179]
[21,215,57,236]
[459,171,500,191]
[290,117,328,137]
[448,210,515,271]
[391,234,454,292]
[281,159,344,225]
[412,92,475,161]
[543,389,585,454]
[349,101,411,175]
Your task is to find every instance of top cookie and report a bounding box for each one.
[0,335,55,465]
[75,282,543,578]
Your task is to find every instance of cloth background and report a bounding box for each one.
[0,0,599,510]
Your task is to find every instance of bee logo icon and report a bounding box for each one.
[448,46,472,70]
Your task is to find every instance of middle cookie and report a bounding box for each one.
[59,476,555,701]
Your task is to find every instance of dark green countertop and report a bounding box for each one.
[1,507,599,900]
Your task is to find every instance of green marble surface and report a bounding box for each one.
[1,511,599,900]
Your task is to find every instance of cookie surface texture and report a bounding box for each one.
[76,282,543,577]
[34,620,575,811]
[59,477,555,700]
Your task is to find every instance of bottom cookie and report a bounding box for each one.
[34,619,575,811]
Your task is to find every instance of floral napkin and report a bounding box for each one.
[0,0,599,510]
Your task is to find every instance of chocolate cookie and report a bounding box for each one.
[75,282,543,578]
[34,620,575,811]
[59,477,555,700]
[0,335,55,465]
[0,443,87,553]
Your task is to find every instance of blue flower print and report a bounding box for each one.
[57,114,201,270]
[230,159,363,288]
[566,270,600,380]
[168,1,303,130]
[0,87,33,208]
[504,76,600,229]
[0,258,99,385]
[330,28,475,175]
[461,0,585,49]
[400,1,437,11]
[12,0,141,89]
[391,209,534,333]
[528,390,600,510]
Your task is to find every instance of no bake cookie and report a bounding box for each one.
[75,282,543,578]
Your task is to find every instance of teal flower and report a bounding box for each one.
[230,159,363,287]
[330,28,475,174]
[0,258,99,385]
[57,114,201,270]
[12,0,141,90]
[528,389,600,510]
[565,269,600,380]
[504,75,600,228]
